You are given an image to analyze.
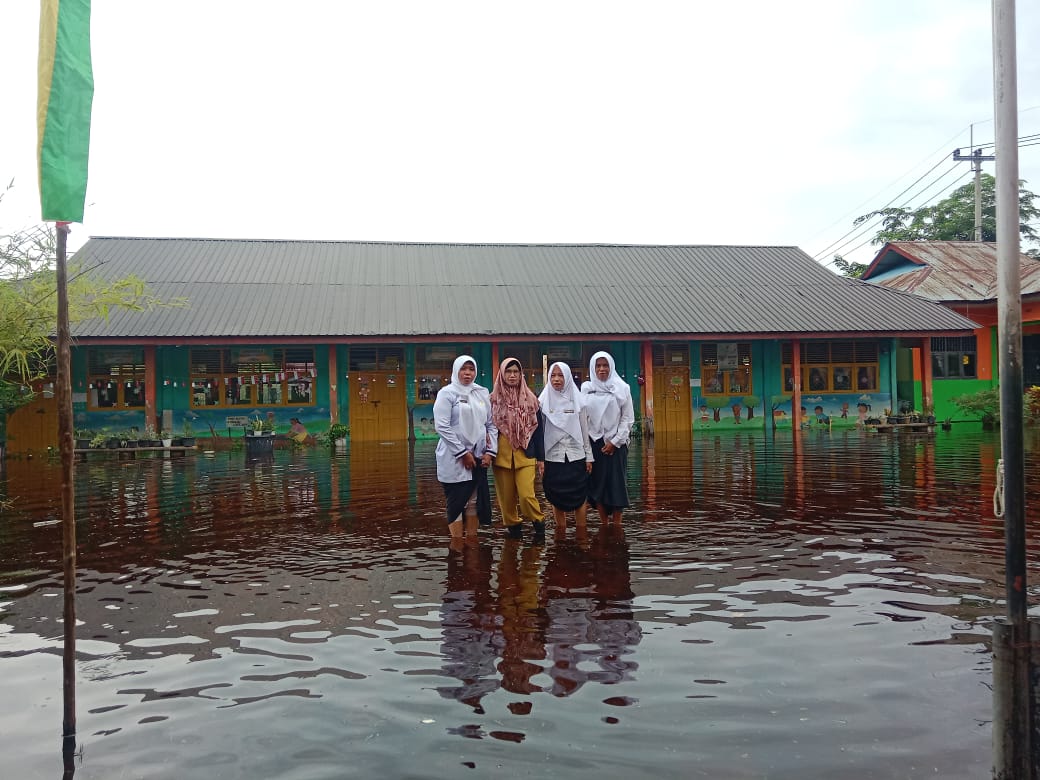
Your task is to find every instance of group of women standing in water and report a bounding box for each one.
[433,351,635,544]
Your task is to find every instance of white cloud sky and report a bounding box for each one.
[2,1,1039,268]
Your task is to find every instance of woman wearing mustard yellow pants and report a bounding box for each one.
[490,358,545,541]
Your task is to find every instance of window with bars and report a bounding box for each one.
[189,347,316,408]
[782,341,879,392]
[701,342,752,395]
[652,343,690,367]
[87,348,146,409]
[930,336,977,379]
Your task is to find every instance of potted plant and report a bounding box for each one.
[180,420,196,448]
[90,431,108,449]
[74,429,94,449]
[141,424,163,447]
[951,388,1000,430]
[921,404,936,426]
[328,422,349,448]
[251,416,266,436]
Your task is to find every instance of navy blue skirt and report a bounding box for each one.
[542,458,589,511]
[587,438,629,512]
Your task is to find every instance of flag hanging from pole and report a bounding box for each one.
[38,0,94,223]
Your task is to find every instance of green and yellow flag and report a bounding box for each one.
[38,0,93,223]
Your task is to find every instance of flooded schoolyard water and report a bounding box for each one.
[2,428,1040,779]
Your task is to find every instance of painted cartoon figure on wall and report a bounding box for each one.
[856,402,870,426]
[841,401,850,419]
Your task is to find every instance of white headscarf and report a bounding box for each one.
[450,355,487,447]
[582,351,631,436]
[538,361,584,452]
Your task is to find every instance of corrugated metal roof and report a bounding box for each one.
[862,241,1040,301]
[70,238,978,339]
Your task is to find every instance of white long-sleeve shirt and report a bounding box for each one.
[543,408,594,463]
[433,384,497,483]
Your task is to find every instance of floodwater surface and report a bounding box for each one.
[2,428,1039,779]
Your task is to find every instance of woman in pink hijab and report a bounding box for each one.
[489,357,544,540]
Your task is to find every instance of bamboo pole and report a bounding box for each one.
[56,223,77,741]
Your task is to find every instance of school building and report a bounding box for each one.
[860,240,1040,413]
[5,238,980,453]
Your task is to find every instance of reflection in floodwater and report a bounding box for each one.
[1,429,1039,778]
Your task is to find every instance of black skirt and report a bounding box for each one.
[543,458,589,511]
[441,465,492,526]
[587,438,629,512]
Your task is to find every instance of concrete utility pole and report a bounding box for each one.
[952,147,996,241]
[989,1,1031,777]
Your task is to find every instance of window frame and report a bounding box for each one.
[188,347,317,409]
[701,342,753,396]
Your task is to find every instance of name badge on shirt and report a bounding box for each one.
[564,408,574,413]
[459,397,469,404]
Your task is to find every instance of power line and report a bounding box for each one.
[826,169,974,263]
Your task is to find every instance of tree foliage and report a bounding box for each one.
[854,174,1040,250]
[1,182,174,414]
[831,254,866,278]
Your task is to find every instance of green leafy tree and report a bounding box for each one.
[832,254,866,278]
[854,174,1040,253]
[1,183,174,423]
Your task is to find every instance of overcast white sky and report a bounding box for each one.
[2,1,1039,268]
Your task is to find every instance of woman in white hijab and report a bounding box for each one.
[537,361,594,537]
[580,351,635,524]
[434,355,498,543]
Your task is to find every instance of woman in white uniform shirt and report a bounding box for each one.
[537,362,594,537]
[581,351,635,524]
[434,355,498,542]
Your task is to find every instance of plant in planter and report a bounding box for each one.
[180,420,196,447]
[328,422,349,447]
[90,432,108,449]
[141,424,162,447]
[951,388,1000,429]
[251,416,266,436]
[74,429,94,449]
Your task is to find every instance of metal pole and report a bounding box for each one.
[975,152,984,242]
[991,1,1030,776]
[56,224,78,742]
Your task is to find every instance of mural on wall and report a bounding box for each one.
[691,393,892,430]
[412,406,438,439]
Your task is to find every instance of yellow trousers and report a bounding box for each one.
[492,435,542,526]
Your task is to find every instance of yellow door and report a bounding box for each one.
[6,390,59,454]
[349,371,408,442]
[652,366,692,435]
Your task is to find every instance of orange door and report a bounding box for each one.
[349,371,408,442]
[652,366,692,435]
[6,391,58,454]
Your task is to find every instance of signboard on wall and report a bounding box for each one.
[717,342,738,370]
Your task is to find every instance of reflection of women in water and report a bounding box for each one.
[497,539,547,696]
[434,355,498,543]
[543,525,640,696]
[543,538,597,697]
[587,525,640,685]
[490,357,544,540]
[437,545,500,712]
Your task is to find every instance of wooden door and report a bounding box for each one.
[652,366,692,435]
[349,371,408,442]
[6,391,58,454]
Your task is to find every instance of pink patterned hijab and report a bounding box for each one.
[490,357,540,450]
